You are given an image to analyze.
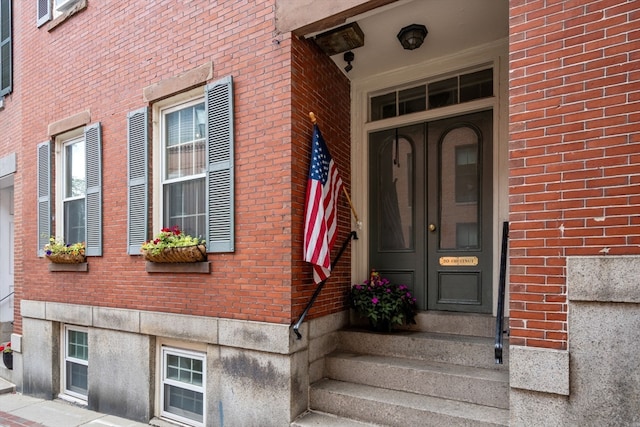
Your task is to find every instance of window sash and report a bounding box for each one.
[161,347,205,426]
[63,326,88,399]
[161,100,206,238]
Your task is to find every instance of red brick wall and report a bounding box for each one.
[14,0,352,333]
[0,0,23,331]
[290,36,352,321]
[509,0,640,349]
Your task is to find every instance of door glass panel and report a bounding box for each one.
[375,133,414,251]
[439,126,480,250]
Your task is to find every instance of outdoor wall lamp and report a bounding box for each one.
[397,24,428,50]
[344,51,354,72]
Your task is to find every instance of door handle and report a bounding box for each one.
[429,223,436,232]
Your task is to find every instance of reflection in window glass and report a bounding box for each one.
[460,69,493,103]
[455,145,478,203]
[372,129,416,251]
[428,77,457,109]
[398,85,426,116]
[440,127,480,250]
[370,92,397,121]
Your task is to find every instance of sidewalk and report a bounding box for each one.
[0,378,149,427]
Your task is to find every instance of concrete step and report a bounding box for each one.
[292,410,385,427]
[326,351,509,409]
[0,377,15,394]
[337,329,509,370]
[310,379,510,427]
[351,312,507,338]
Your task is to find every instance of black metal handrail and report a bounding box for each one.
[0,291,13,304]
[292,231,357,339]
[495,221,509,364]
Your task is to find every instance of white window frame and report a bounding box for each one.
[61,325,89,402]
[55,128,85,244]
[152,88,205,235]
[160,346,206,427]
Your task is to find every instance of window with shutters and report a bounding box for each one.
[127,76,235,257]
[37,0,85,27]
[37,124,102,257]
[0,0,11,97]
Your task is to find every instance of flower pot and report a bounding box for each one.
[141,244,207,263]
[2,352,12,370]
[46,252,86,264]
[368,319,393,332]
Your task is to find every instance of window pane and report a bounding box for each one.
[68,330,88,360]
[64,199,85,244]
[66,361,88,395]
[455,144,478,203]
[428,77,457,109]
[460,69,493,103]
[372,128,415,251]
[164,178,205,238]
[64,140,85,198]
[398,85,426,116]
[165,384,203,423]
[165,102,206,180]
[440,127,480,250]
[370,92,396,121]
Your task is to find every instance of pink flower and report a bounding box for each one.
[371,297,379,305]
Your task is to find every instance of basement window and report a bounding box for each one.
[161,346,206,426]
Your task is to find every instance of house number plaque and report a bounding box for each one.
[439,256,479,266]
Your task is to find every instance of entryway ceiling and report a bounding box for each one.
[306,0,509,81]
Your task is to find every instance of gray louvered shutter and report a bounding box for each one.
[36,0,51,27]
[0,0,12,96]
[37,141,51,256]
[84,123,102,256]
[127,107,148,254]
[205,76,234,253]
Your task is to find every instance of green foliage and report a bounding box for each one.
[141,226,205,255]
[43,237,85,256]
[350,271,418,331]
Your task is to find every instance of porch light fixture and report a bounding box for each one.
[397,24,428,50]
[344,51,354,73]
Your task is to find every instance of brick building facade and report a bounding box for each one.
[0,0,638,425]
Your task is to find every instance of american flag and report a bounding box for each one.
[304,124,343,284]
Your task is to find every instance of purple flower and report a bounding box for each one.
[385,288,391,293]
[355,285,362,290]
[371,297,379,305]
[406,292,412,298]
[399,285,407,291]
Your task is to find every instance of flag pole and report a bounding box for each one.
[308,112,361,225]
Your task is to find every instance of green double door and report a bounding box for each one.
[369,110,493,313]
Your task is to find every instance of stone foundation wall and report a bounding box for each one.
[510,256,640,426]
[18,300,348,425]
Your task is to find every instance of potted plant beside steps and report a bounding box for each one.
[349,270,418,332]
[1,342,12,370]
